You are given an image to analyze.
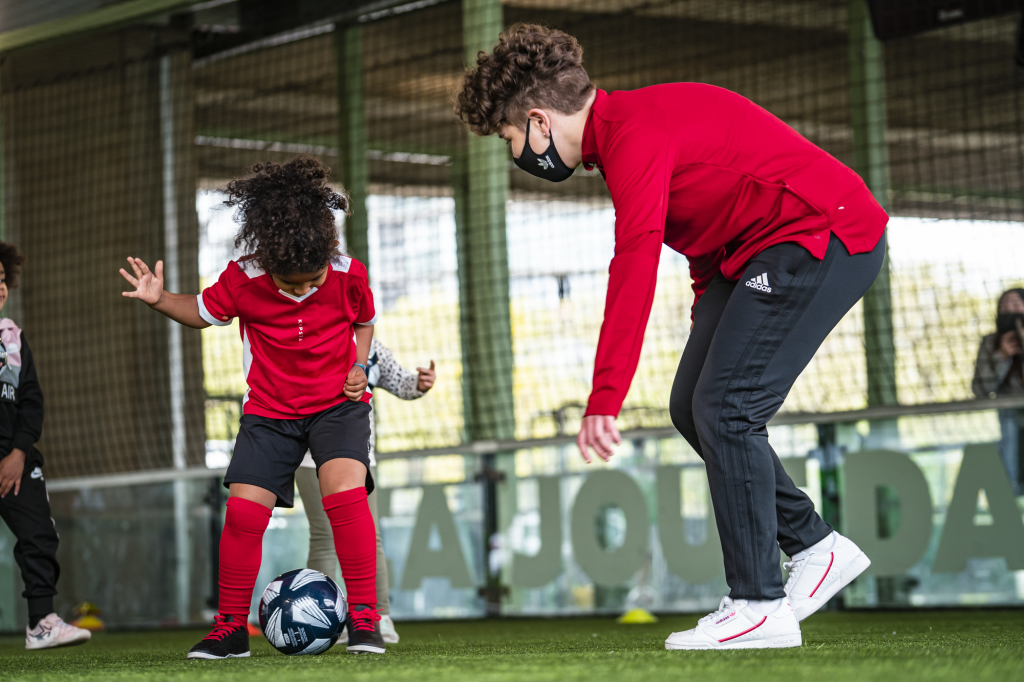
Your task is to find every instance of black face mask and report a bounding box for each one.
[513,118,576,183]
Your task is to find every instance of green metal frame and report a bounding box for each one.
[849,0,897,410]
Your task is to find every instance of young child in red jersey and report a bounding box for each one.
[120,156,385,658]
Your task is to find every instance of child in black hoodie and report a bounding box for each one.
[0,242,90,649]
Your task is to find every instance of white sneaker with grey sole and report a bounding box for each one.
[785,530,871,622]
[380,615,400,644]
[665,597,801,650]
[25,614,92,650]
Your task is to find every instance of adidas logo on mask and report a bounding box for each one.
[746,273,772,293]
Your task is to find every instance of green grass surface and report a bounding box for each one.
[0,611,1021,681]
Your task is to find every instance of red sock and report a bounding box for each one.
[218,497,272,622]
[323,488,377,607]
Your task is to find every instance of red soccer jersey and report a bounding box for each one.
[580,84,888,417]
[197,255,377,419]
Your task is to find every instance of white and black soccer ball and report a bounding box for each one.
[258,568,347,656]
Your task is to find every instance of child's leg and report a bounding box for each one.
[0,464,59,627]
[319,459,376,607]
[217,414,309,624]
[295,465,339,579]
[307,400,376,608]
[367,472,391,615]
[218,486,274,622]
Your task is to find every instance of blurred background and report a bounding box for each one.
[1,0,1023,629]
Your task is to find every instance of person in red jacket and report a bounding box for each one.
[456,25,881,650]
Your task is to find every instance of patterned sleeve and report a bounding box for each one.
[372,338,424,400]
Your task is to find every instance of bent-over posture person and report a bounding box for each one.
[456,24,882,650]
[296,337,435,643]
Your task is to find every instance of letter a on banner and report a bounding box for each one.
[932,443,1024,573]
[401,486,474,590]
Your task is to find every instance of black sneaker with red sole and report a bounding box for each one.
[187,615,250,659]
[346,605,386,654]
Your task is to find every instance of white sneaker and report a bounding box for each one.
[25,614,92,650]
[785,531,871,622]
[664,597,801,650]
[380,615,400,644]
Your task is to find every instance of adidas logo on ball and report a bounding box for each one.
[746,273,772,293]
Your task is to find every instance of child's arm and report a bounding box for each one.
[374,340,432,399]
[344,323,374,401]
[120,257,214,329]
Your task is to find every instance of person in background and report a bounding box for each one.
[972,287,1024,493]
[0,243,91,650]
[295,338,435,644]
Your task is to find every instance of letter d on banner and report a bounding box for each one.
[842,450,933,576]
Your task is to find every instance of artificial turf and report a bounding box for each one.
[0,610,1021,682]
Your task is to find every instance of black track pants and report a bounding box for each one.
[0,459,60,615]
[669,233,885,600]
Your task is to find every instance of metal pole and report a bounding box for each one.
[335,24,370,266]
[849,0,897,417]
[459,0,513,616]
[160,54,190,626]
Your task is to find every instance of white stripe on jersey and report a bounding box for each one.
[197,293,232,326]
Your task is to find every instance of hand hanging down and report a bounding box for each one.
[576,414,622,464]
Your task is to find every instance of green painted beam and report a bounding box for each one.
[849,0,897,409]
[457,0,513,444]
[0,0,197,55]
[335,24,370,266]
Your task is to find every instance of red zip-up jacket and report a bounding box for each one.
[581,84,888,417]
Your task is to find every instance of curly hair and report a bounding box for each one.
[0,242,26,289]
[225,156,350,275]
[454,24,594,137]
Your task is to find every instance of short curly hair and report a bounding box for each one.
[454,24,594,137]
[0,242,26,289]
[224,156,349,276]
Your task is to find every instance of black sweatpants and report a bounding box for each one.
[0,458,60,619]
[670,232,886,600]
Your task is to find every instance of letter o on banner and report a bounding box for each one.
[571,470,650,587]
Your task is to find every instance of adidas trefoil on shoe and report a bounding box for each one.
[25,614,92,650]
[664,597,801,650]
[784,531,871,622]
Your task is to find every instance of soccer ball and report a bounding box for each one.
[258,568,347,656]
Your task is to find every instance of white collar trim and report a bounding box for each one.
[277,287,318,303]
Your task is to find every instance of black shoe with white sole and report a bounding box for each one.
[346,605,386,654]
[187,615,250,659]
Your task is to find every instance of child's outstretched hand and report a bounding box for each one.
[417,360,436,392]
[345,364,368,401]
[120,257,165,305]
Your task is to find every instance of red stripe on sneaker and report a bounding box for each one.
[808,552,834,598]
[718,616,767,642]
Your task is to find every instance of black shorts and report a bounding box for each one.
[224,400,373,507]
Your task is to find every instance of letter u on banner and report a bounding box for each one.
[570,470,650,587]
[656,466,724,583]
